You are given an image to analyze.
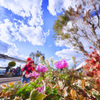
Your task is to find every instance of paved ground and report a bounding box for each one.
[0,77,21,91]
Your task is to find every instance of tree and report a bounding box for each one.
[30,52,35,60]
[29,51,45,64]
[8,61,16,68]
[53,0,100,55]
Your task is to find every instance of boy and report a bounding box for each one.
[22,60,35,83]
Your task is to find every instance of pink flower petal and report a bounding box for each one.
[55,59,68,69]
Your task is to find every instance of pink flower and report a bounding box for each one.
[55,59,68,69]
[33,71,39,78]
[38,86,45,93]
[37,65,48,73]
[26,73,32,77]
[26,71,39,78]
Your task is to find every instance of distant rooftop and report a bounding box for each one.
[0,53,26,63]
[75,61,86,70]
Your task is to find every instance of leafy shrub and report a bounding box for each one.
[83,48,100,92]
[0,58,100,100]
[8,61,16,67]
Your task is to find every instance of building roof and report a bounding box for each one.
[0,53,26,63]
[75,61,86,70]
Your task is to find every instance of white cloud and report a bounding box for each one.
[0,0,43,28]
[0,0,42,17]
[67,59,74,68]
[0,41,11,53]
[47,0,79,16]
[55,48,86,68]
[0,0,50,67]
[55,39,66,47]
[55,48,81,59]
[0,0,49,46]
[0,41,26,67]
[0,20,27,63]
[0,19,12,42]
[47,0,98,16]
[19,24,50,45]
[47,0,64,16]
[0,40,26,59]
[0,60,9,67]
[0,19,26,59]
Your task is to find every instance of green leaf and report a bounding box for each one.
[51,96,59,100]
[30,89,46,100]
[94,94,100,100]
[65,75,68,80]
[44,94,60,100]
[2,86,9,92]
[46,87,51,95]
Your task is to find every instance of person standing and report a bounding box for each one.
[21,57,35,83]
[5,65,10,76]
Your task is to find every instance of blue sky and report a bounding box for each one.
[0,0,70,67]
[0,0,99,68]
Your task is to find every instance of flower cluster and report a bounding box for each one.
[36,65,48,73]
[26,71,39,78]
[55,59,68,69]
[38,86,45,94]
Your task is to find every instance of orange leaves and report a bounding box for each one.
[80,80,85,89]
[97,63,100,70]
[70,89,76,100]
[8,82,15,86]
[1,82,15,89]
[0,92,5,98]
[0,91,12,98]
[5,91,12,98]
[78,95,84,100]
[0,82,16,99]
[83,49,100,93]
[97,71,100,77]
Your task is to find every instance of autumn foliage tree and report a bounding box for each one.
[53,0,100,55]
[83,48,100,92]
